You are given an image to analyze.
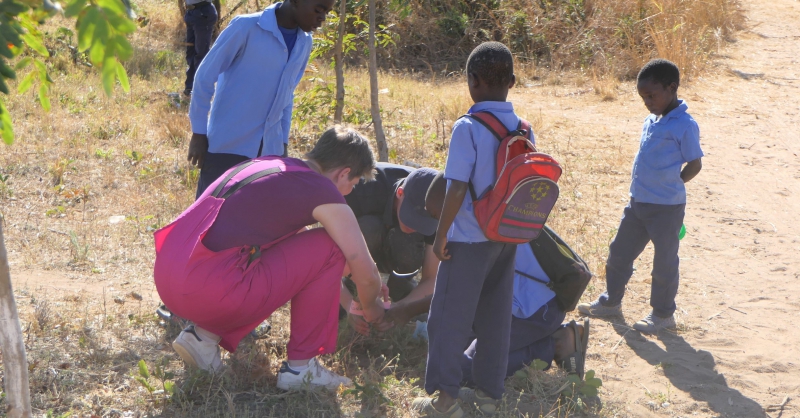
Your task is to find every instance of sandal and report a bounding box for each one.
[559,318,590,379]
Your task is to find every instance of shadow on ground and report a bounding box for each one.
[610,321,765,417]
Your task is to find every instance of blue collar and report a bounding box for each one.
[661,99,688,121]
[469,101,514,114]
[258,3,308,37]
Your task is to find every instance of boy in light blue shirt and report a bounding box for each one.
[186,0,334,198]
[578,59,704,334]
[412,42,525,417]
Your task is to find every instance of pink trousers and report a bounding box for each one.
[157,228,345,358]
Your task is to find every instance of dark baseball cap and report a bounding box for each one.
[397,167,439,236]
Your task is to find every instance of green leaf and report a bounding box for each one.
[0,0,28,16]
[34,59,47,82]
[163,381,175,395]
[114,34,132,60]
[17,70,34,93]
[77,7,101,51]
[531,359,548,371]
[0,100,14,145]
[14,56,31,71]
[135,376,154,393]
[137,359,149,379]
[104,8,137,34]
[63,0,87,17]
[21,31,49,57]
[88,19,109,64]
[38,83,50,111]
[579,384,598,397]
[115,59,129,91]
[0,76,8,94]
[0,61,14,79]
[101,56,116,95]
[97,0,127,18]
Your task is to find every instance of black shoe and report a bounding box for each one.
[183,89,192,97]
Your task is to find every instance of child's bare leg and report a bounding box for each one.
[552,323,584,362]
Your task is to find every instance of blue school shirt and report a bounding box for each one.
[443,101,535,243]
[630,100,704,205]
[512,243,556,319]
[189,3,312,158]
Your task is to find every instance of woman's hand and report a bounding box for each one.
[361,298,386,325]
[348,313,370,335]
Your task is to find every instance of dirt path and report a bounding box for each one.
[511,0,800,416]
[9,1,799,417]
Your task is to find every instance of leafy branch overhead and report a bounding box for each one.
[0,0,136,145]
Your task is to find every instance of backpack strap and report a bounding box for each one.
[211,161,283,199]
[461,113,532,201]
[211,160,258,198]
[515,269,550,286]
[465,111,509,141]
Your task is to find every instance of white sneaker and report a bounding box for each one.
[276,358,353,391]
[172,325,223,372]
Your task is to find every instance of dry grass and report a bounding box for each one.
[0,0,744,416]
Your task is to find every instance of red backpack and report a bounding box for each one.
[465,111,562,243]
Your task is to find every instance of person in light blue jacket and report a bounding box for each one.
[187,0,335,198]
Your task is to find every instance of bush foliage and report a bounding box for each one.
[315,0,743,79]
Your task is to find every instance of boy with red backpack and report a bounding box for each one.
[412,42,541,417]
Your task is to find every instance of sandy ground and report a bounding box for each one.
[510,0,800,416]
[8,0,800,416]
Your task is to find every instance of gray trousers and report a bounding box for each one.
[599,199,685,317]
[425,241,516,400]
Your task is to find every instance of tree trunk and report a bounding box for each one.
[333,0,346,124]
[0,216,32,418]
[368,0,389,162]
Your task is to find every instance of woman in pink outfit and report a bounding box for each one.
[153,127,386,390]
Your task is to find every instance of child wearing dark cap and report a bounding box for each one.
[411,41,529,417]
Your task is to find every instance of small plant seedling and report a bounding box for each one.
[134,359,176,406]
[124,149,143,164]
[94,148,113,159]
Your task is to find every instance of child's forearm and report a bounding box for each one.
[681,158,702,183]
[404,295,433,318]
[340,281,353,310]
[436,180,468,239]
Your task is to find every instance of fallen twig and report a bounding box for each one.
[611,329,630,351]
[729,306,748,315]
[765,396,790,412]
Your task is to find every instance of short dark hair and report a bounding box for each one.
[306,126,376,180]
[637,59,680,87]
[466,42,514,88]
